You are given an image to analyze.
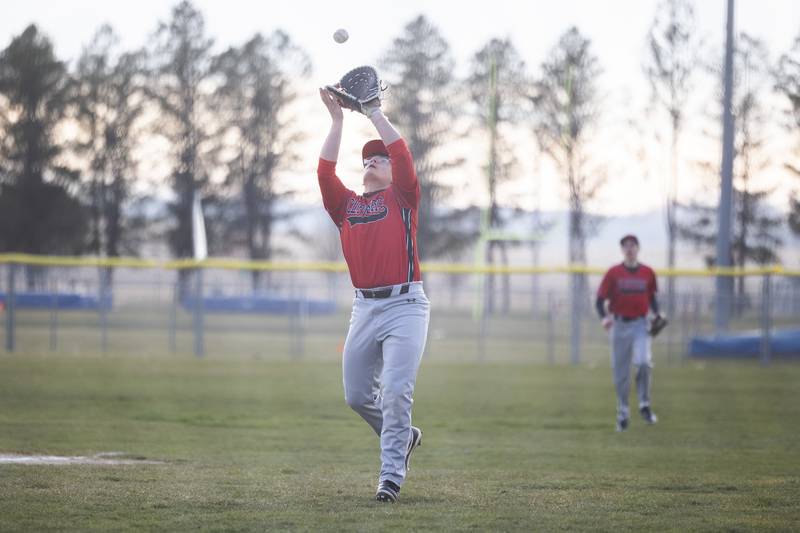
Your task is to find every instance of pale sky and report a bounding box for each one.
[2,0,800,217]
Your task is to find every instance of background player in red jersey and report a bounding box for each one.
[317,87,429,502]
[596,234,663,432]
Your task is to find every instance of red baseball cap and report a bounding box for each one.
[362,139,388,160]
[620,234,639,246]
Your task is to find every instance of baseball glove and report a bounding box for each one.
[648,314,668,337]
[325,65,384,115]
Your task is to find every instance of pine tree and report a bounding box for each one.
[644,0,700,316]
[0,25,87,287]
[147,1,218,260]
[680,34,783,305]
[380,15,476,262]
[776,31,800,240]
[212,31,311,290]
[73,24,147,258]
[531,27,604,364]
[468,37,527,313]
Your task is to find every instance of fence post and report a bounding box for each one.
[99,267,109,355]
[289,282,306,359]
[679,293,689,364]
[687,293,702,363]
[296,286,308,358]
[759,273,772,367]
[49,280,58,352]
[169,277,178,353]
[288,276,297,358]
[478,299,488,362]
[546,291,555,364]
[5,263,16,352]
[569,272,582,365]
[666,276,675,366]
[193,267,205,358]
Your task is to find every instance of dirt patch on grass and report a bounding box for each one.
[0,452,164,465]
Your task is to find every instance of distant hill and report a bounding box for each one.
[129,196,800,269]
[485,207,800,269]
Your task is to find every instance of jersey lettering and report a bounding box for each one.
[617,278,648,293]
[345,195,389,226]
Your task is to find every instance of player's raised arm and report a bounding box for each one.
[365,103,418,205]
[365,103,401,147]
[317,88,349,224]
[319,87,343,162]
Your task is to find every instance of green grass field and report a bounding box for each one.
[1,354,799,531]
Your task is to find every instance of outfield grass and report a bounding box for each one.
[0,355,798,531]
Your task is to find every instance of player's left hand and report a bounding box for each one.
[648,314,668,337]
[319,87,343,122]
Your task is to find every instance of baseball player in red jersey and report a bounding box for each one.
[317,88,429,502]
[596,234,662,432]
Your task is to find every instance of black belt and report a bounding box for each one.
[358,284,410,299]
[614,314,645,322]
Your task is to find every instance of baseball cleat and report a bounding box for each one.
[405,426,422,471]
[616,418,629,432]
[375,480,400,503]
[640,406,658,425]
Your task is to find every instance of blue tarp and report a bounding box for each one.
[181,295,336,315]
[688,329,800,359]
[0,292,111,310]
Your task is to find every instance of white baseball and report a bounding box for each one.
[333,29,349,44]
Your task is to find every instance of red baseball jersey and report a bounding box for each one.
[597,263,658,318]
[317,138,421,289]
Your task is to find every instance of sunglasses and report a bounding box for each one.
[362,155,390,168]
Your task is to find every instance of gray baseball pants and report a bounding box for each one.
[610,317,653,421]
[342,281,430,487]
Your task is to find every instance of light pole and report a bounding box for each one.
[715,0,736,333]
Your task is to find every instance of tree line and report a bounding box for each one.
[1,0,799,296]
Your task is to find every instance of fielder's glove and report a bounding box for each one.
[325,65,385,116]
[648,314,668,337]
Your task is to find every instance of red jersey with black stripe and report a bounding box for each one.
[597,263,658,318]
[317,139,421,289]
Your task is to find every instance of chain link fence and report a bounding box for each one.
[1,256,799,365]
